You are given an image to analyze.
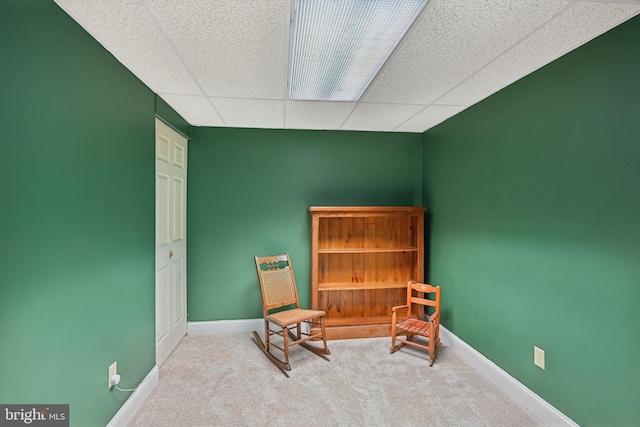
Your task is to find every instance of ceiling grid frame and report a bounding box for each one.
[54,0,640,132]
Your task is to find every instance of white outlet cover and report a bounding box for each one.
[534,346,545,370]
[108,361,118,388]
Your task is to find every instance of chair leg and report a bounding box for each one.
[295,318,330,356]
[320,317,329,353]
[264,319,270,353]
[428,329,436,367]
[252,331,292,372]
[252,320,292,372]
[283,326,290,367]
[390,331,409,354]
[390,319,397,352]
[433,338,440,365]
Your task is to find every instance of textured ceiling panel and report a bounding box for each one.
[144,0,286,99]
[285,101,356,130]
[55,0,639,133]
[342,103,425,132]
[54,0,201,96]
[362,0,569,105]
[212,98,284,129]
[438,1,640,106]
[160,94,224,127]
[395,105,467,133]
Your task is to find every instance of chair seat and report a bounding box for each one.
[266,308,326,328]
[396,317,432,336]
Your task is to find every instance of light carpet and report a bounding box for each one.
[128,333,546,427]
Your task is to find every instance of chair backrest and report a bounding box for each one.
[406,281,440,322]
[254,253,301,314]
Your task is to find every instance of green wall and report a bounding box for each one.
[422,15,640,427]
[0,2,179,425]
[187,127,423,320]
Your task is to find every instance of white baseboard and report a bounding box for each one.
[188,318,263,335]
[106,365,159,427]
[439,326,579,427]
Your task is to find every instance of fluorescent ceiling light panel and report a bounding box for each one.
[289,0,428,101]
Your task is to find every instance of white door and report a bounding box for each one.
[155,118,188,366]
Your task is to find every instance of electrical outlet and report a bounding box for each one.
[108,361,117,389]
[534,346,545,370]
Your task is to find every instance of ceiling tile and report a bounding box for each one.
[160,94,224,127]
[341,103,425,132]
[144,0,286,99]
[438,1,640,106]
[362,0,569,105]
[396,105,467,133]
[285,101,356,130]
[212,98,284,129]
[54,0,201,96]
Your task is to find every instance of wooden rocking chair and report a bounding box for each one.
[253,253,330,371]
[390,280,441,366]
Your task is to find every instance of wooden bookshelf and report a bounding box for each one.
[309,206,425,339]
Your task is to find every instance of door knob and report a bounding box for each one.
[169,250,174,258]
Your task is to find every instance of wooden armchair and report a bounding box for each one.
[253,253,330,372]
[390,281,441,366]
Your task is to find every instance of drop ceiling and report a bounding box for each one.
[54,0,640,133]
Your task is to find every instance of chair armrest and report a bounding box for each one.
[429,310,440,324]
[391,304,409,323]
[392,304,408,313]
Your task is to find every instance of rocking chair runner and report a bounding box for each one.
[390,280,441,366]
[253,253,330,371]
